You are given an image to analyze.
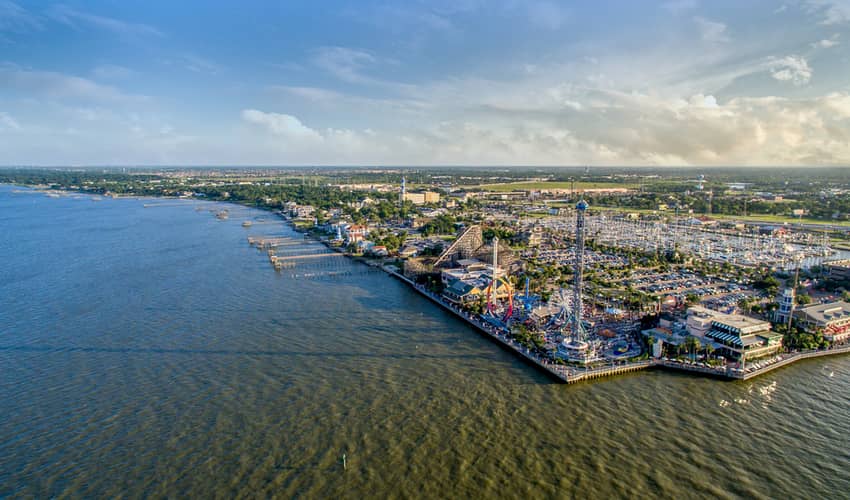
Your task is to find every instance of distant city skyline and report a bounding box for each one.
[1,0,849,166]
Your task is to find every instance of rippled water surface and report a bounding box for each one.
[1,184,849,499]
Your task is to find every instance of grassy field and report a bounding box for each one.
[582,205,850,227]
[476,181,639,192]
[702,213,850,227]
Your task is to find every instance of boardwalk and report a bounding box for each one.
[383,266,655,383]
[382,266,850,384]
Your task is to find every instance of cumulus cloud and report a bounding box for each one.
[769,55,812,85]
[241,109,323,143]
[226,88,850,167]
[811,34,840,48]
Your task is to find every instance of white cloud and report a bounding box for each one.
[92,64,133,80]
[222,89,850,167]
[804,0,850,24]
[0,111,20,130]
[157,54,223,74]
[0,0,41,33]
[694,16,730,43]
[0,65,147,102]
[179,54,222,74]
[312,46,378,84]
[526,2,569,30]
[241,109,323,143]
[47,4,163,38]
[769,55,812,85]
[811,34,840,48]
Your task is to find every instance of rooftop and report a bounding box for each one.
[797,301,850,323]
[688,306,771,334]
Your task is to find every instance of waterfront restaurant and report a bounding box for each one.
[442,276,511,305]
[704,313,782,361]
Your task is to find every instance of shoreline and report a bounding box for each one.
[8,183,850,384]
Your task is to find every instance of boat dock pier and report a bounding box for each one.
[382,266,655,383]
[247,237,312,249]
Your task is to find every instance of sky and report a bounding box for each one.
[1,0,849,166]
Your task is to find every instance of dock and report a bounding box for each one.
[248,236,312,249]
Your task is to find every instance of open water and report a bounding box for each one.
[1,184,849,499]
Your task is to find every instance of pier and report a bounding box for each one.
[271,253,345,262]
[247,236,313,249]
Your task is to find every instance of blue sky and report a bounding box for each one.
[1,0,849,166]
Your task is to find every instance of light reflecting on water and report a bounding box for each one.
[1,185,849,498]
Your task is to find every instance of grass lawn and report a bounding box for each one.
[476,180,639,192]
[570,205,850,227]
[704,213,850,227]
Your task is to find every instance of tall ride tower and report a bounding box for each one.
[399,176,407,223]
[573,200,589,341]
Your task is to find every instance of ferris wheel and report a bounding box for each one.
[547,288,573,328]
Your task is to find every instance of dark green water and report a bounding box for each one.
[1,184,849,499]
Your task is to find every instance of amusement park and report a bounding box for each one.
[404,200,644,368]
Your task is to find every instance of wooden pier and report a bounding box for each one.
[271,253,345,262]
[248,236,312,249]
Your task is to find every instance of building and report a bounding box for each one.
[291,204,315,218]
[440,258,510,305]
[442,279,485,305]
[345,224,369,243]
[775,288,796,325]
[688,307,782,361]
[793,301,850,343]
[520,226,545,247]
[367,245,389,257]
[403,191,441,205]
[824,259,850,282]
[684,306,716,338]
